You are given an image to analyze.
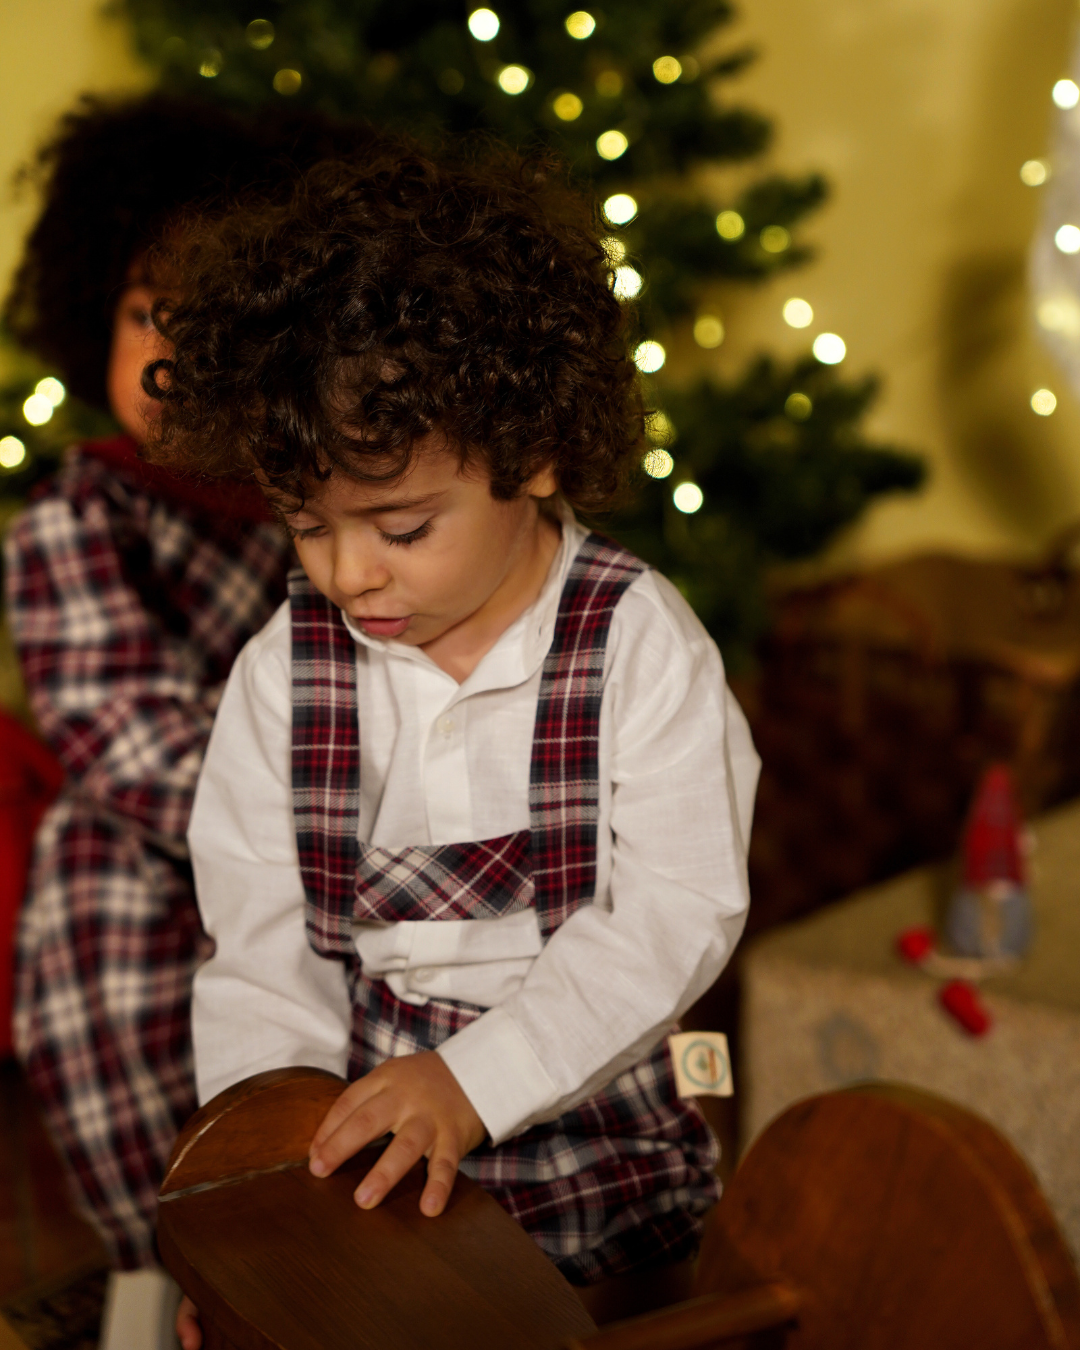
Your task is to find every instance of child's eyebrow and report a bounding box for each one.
[345,491,443,515]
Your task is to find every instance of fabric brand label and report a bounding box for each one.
[669,1031,733,1098]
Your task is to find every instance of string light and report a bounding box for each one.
[646,411,676,444]
[565,11,596,39]
[22,393,53,426]
[785,392,812,420]
[1031,388,1057,416]
[1020,159,1049,186]
[673,482,704,514]
[199,49,223,78]
[497,65,531,94]
[0,436,26,469]
[601,236,626,263]
[1037,294,1080,337]
[35,377,65,407]
[812,333,846,364]
[653,56,681,84]
[693,315,724,348]
[643,448,674,478]
[246,19,274,49]
[1052,79,1079,109]
[612,266,643,300]
[633,341,666,373]
[595,70,623,97]
[553,92,583,120]
[1055,224,1080,254]
[783,298,813,328]
[468,8,500,40]
[597,130,629,160]
[716,210,745,240]
[760,225,791,253]
[603,193,638,225]
[273,68,302,94]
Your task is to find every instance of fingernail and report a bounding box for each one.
[421,1195,439,1216]
[310,1157,327,1177]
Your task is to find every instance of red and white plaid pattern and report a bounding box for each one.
[289,533,720,1284]
[5,441,289,1267]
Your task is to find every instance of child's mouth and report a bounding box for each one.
[356,615,412,638]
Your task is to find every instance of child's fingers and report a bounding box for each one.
[176,1296,202,1350]
[353,1127,432,1209]
[310,1092,394,1177]
[310,1077,379,1155]
[419,1151,461,1217]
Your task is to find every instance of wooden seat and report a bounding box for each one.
[159,1071,1080,1350]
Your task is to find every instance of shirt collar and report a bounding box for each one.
[340,508,588,695]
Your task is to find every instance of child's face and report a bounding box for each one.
[282,439,558,651]
[106,281,170,444]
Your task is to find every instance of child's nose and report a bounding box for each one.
[332,544,390,598]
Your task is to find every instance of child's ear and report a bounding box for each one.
[526,463,559,499]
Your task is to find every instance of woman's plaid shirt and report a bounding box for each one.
[3,441,289,1267]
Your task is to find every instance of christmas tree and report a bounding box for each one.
[2,0,924,669]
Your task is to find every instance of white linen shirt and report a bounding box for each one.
[188,517,759,1145]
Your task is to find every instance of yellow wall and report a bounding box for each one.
[0,0,1077,568]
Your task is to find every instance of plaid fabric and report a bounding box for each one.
[5,442,289,1267]
[291,533,720,1283]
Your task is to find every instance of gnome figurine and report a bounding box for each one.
[945,764,1033,959]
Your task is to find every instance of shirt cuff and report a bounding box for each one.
[437,1006,559,1145]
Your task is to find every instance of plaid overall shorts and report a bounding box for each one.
[290,532,720,1284]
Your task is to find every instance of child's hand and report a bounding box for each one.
[177,1296,202,1350]
[309,1050,485,1217]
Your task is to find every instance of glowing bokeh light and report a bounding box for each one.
[553,91,583,120]
[0,436,26,469]
[199,50,223,77]
[273,68,302,95]
[1037,294,1080,337]
[22,394,53,426]
[633,340,666,373]
[785,392,813,421]
[468,8,500,39]
[1053,79,1080,109]
[673,482,704,514]
[36,377,66,407]
[643,448,674,478]
[1056,224,1080,254]
[1020,159,1049,186]
[782,298,813,329]
[653,56,682,84]
[603,193,638,225]
[438,68,465,93]
[596,130,629,160]
[600,236,626,263]
[693,315,724,348]
[497,65,531,94]
[646,410,676,444]
[565,11,596,39]
[716,210,745,240]
[812,332,846,364]
[612,266,643,300]
[760,225,791,253]
[246,19,275,49]
[1031,388,1057,416]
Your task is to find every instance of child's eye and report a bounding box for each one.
[379,520,434,547]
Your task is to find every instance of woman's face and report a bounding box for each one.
[105,281,170,444]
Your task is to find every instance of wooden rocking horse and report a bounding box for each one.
[158,1067,1080,1349]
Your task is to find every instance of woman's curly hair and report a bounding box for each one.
[4,93,379,410]
[147,133,644,515]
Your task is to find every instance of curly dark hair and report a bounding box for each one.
[4,93,379,411]
[146,134,644,515]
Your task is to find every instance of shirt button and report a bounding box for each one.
[413,967,436,985]
[437,715,455,736]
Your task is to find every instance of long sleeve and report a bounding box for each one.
[3,451,288,851]
[438,574,756,1142]
[188,604,353,1103]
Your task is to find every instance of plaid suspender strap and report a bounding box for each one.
[289,566,359,945]
[529,533,646,935]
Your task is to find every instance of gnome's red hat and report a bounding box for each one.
[962,763,1025,889]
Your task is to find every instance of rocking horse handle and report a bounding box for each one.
[565,1282,801,1350]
